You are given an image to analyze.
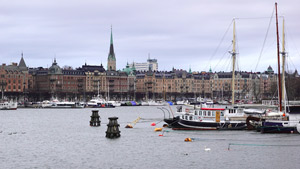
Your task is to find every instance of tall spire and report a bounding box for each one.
[110,25,113,45]
[107,25,116,71]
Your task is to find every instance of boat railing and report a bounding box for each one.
[262,100,279,106]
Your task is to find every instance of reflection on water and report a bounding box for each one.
[1,106,300,169]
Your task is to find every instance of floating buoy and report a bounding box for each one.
[159,134,163,136]
[154,128,162,131]
[125,124,133,128]
[184,137,192,142]
[151,123,156,126]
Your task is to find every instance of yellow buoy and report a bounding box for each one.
[154,128,162,131]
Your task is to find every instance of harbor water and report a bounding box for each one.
[1,106,300,169]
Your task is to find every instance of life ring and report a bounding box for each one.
[185,108,189,113]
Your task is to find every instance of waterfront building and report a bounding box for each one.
[81,63,106,99]
[0,55,30,99]
[29,59,85,101]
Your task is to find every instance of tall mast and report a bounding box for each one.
[275,2,282,112]
[281,18,286,110]
[231,18,236,105]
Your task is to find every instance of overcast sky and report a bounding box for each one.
[0,0,299,73]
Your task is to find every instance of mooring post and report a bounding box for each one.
[90,110,101,127]
[106,117,121,138]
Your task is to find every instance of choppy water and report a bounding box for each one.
[1,106,300,169]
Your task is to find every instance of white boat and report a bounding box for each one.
[0,100,17,110]
[51,101,84,108]
[41,100,53,108]
[141,101,149,106]
[148,100,166,106]
[87,96,106,107]
[107,100,121,107]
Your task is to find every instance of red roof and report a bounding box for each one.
[201,108,225,111]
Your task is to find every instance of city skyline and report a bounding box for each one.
[0,0,299,73]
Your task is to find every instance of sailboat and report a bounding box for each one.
[164,19,248,130]
[259,4,300,134]
[87,81,115,108]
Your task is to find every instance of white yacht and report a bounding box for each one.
[0,100,17,110]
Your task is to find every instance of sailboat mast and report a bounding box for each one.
[281,18,286,109]
[275,2,282,112]
[231,18,236,105]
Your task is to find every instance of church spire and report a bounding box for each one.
[110,25,113,45]
[107,25,116,71]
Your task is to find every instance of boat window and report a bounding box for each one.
[208,111,211,116]
[195,111,198,115]
[212,111,215,116]
[204,111,206,116]
[189,116,193,120]
[221,111,224,116]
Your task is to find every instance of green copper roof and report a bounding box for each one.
[110,26,113,45]
[108,26,116,61]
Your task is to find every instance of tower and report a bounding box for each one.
[107,26,116,71]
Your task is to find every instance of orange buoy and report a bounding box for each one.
[159,134,163,136]
[184,138,192,142]
[154,128,162,131]
[151,123,156,126]
[125,124,133,128]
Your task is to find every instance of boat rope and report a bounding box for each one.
[228,143,300,150]
[213,43,232,72]
[131,116,141,126]
[205,20,233,71]
[254,6,275,72]
[286,26,299,71]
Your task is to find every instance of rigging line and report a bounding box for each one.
[254,6,275,72]
[235,30,240,72]
[286,27,299,71]
[225,54,232,72]
[235,17,273,20]
[204,20,233,71]
[213,43,232,71]
[235,16,284,20]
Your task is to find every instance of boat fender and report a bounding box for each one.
[185,108,189,113]
[162,124,168,127]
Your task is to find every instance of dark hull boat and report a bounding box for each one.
[164,107,247,130]
[260,121,298,133]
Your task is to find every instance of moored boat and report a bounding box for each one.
[0,100,17,110]
[164,106,247,130]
